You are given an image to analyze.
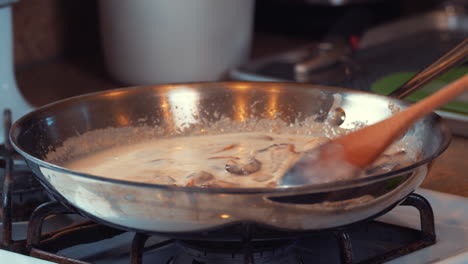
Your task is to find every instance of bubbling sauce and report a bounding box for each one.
[64,129,415,188]
[66,132,328,188]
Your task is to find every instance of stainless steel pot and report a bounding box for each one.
[9,82,450,234]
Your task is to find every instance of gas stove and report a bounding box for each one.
[1,108,468,264]
[1,1,468,263]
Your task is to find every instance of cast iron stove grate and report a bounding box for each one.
[13,195,436,264]
[1,109,50,252]
[1,110,436,264]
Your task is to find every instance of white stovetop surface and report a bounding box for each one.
[382,189,468,264]
[1,188,467,264]
[0,249,56,264]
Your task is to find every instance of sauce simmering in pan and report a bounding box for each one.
[65,129,414,188]
[65,132,328,188]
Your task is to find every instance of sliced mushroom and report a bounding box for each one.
[225,157,262,176]
[200,180,240,188]
[248,134,274,141]
[303,137,329,151]
[210,144,239,154]
[253,173,274,182]
[266,181,278,188]
[185,171,215,185]
[208,156,240,160]
[256,143,291,153]
[269,144,301,174]
[153,175,176,184]
[147,158,170,164]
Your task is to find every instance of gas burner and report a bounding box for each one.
[0,161,48,222]
[16,193,436,264]
[171,240,300,264]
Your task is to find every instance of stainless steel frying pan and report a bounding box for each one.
[9,82,450,234]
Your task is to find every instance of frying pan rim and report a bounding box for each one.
[9,81,452,195]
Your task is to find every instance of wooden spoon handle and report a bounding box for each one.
[334,74,468,168]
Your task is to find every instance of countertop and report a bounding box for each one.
[15,33,468,198]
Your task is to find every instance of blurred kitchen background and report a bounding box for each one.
[11,0,464,106]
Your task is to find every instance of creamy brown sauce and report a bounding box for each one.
[65,132,329,188]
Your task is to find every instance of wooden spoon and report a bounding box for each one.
[280,74,468,186]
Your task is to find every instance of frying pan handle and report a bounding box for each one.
[389,38,468,99]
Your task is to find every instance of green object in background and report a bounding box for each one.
[371,67,468,115]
